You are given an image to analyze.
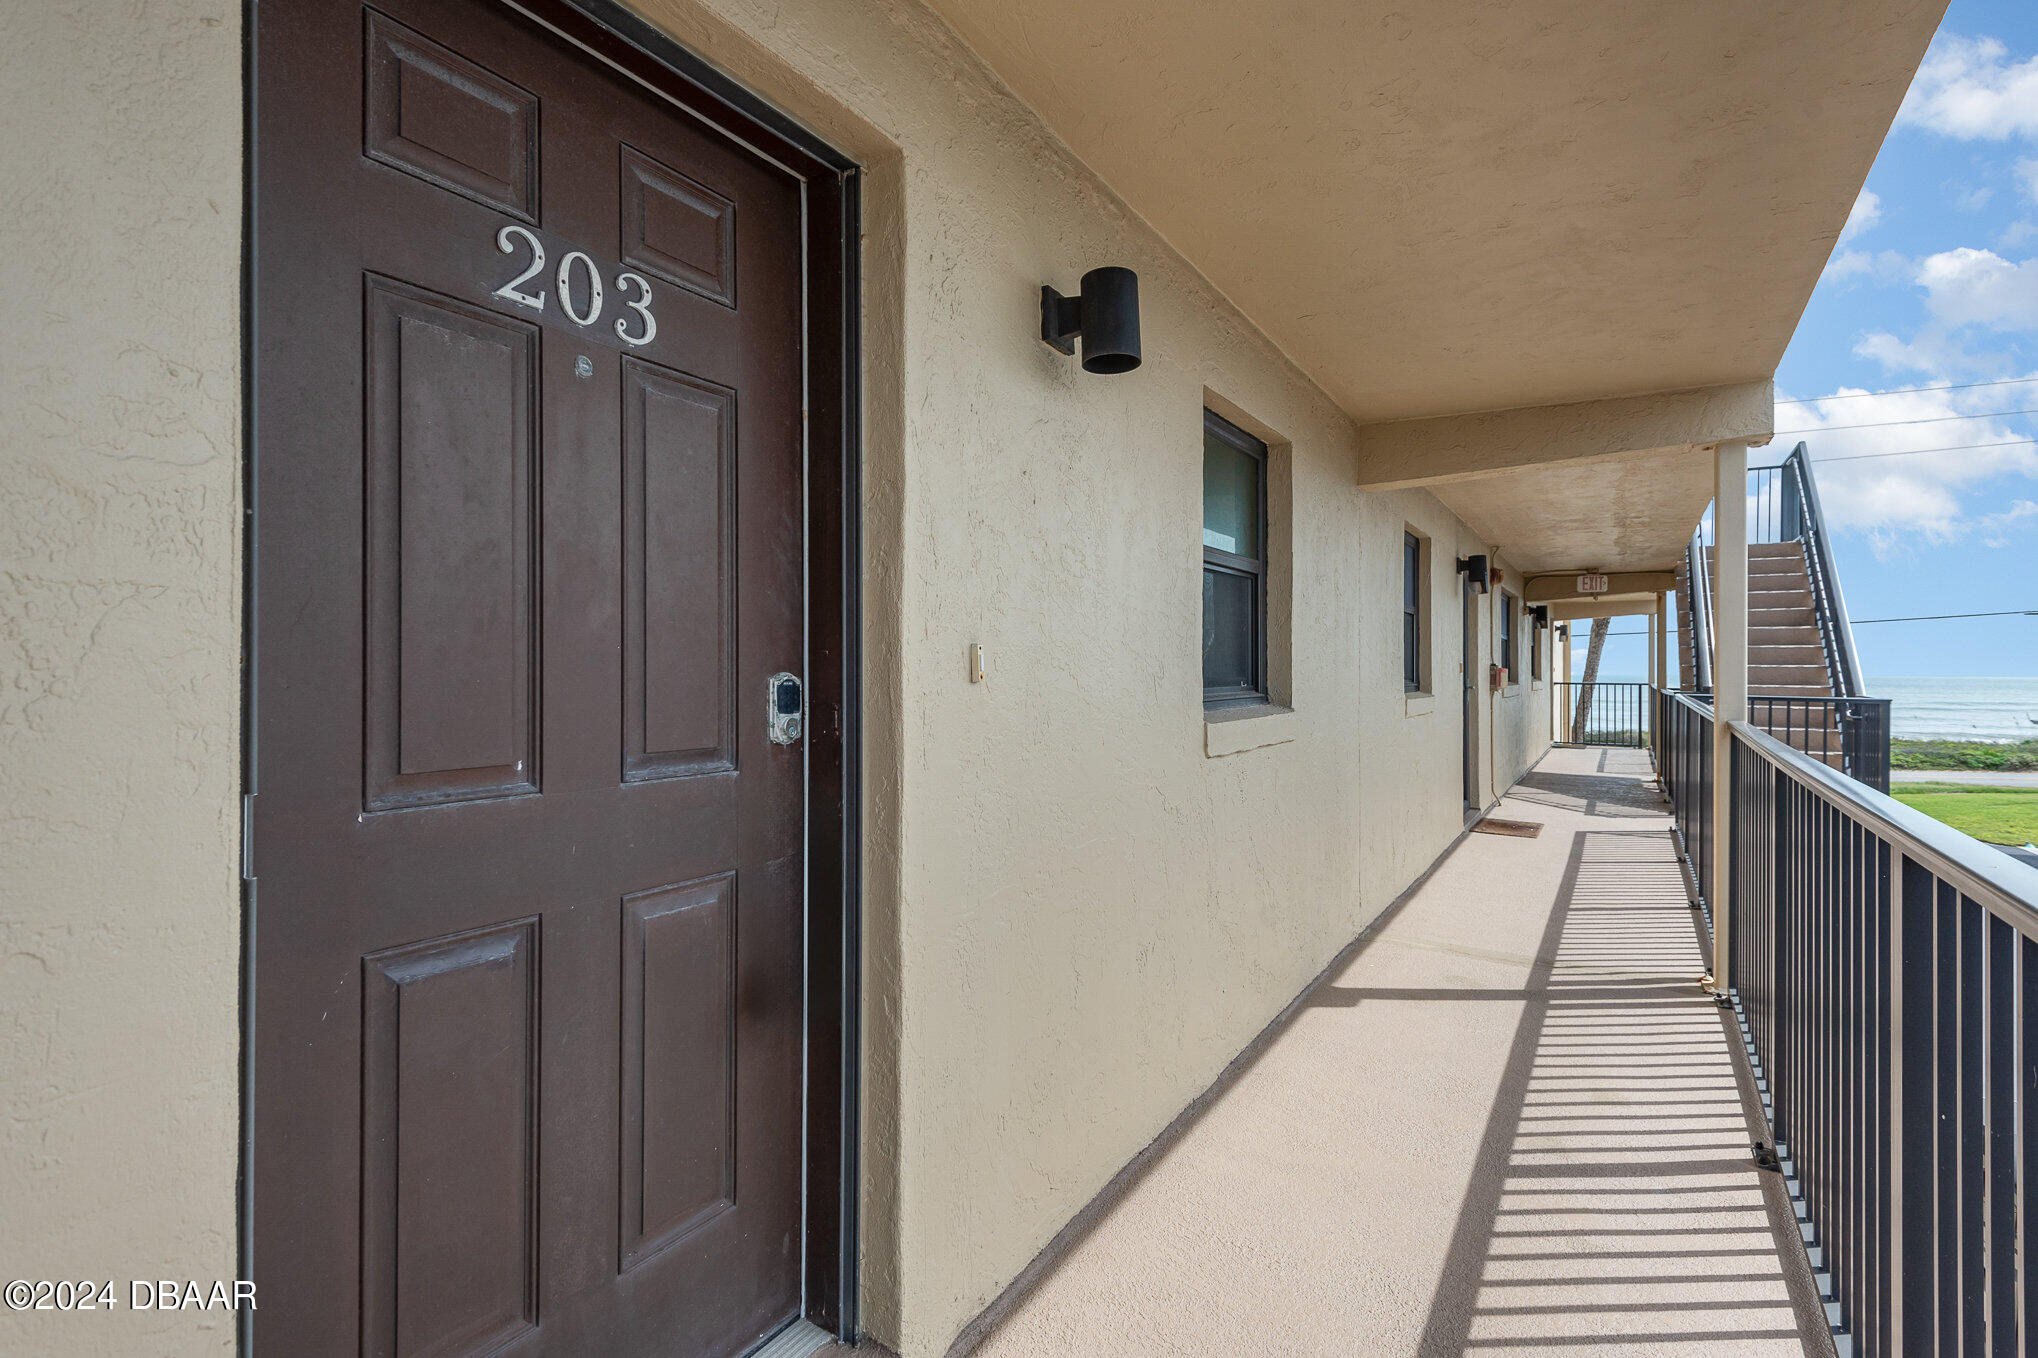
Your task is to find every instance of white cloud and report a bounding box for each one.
[1774,381,2038,549]
[1852,323,2002,380]
[1898,35,2038,140]
[1839,189,1882,245]
[1978,499,2038,548]
[1820,246,1911,288]
[2000,218,2038,249]
[1956,185,1996,211]
[2020,159,2038,203]
[1916,247,2038,329]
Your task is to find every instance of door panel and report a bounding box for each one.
[363,278,540,810]
[360,921,540,1358]
[252,2,811,1353]
[622,359,738,782]
[620,876,738,1270]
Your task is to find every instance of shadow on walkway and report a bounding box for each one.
[1405,823,1830,1354]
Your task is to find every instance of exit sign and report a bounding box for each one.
[1577,574,1609,593]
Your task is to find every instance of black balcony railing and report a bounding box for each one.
[1553,680,1651,747]
[1659,689,2038,1356]
[1748,694,1893,794]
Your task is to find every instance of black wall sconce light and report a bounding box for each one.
[1041,267,1142,374]
[1457,554,1490,594]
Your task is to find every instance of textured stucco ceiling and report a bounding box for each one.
[921,0,1945,423]
[1430,445,1717,575]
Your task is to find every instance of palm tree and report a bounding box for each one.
[1572,616,1610,740]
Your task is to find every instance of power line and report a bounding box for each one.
[1853,608,2038,624]
[1775,375,2038,406]
[1571,608,2038,631]
[1805,437,2038,465]
[1776,407,2038,435]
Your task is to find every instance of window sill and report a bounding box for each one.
[1404,693,1436,717]
[1530,679,1544,691]
[1204,703,1297,758]
[1503,684,1522,697]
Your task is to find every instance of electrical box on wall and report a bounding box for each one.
[1490,663,1508,688]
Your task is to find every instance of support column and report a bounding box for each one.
[1652,593,1668,763]
[1558,624,1572,740]
[1653,593,1668,695]
[1712,440,1749,991]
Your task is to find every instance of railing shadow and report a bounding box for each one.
[1402,827,1832,1354]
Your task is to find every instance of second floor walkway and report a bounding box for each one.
[941,746,1836,1356]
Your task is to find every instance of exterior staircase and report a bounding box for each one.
[1694,541,1846,770]
[1722,541,1832,698]
[1674,446,1891,788]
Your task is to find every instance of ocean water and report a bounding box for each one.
[1867,677,2038,744]
[1574,674,2038,742]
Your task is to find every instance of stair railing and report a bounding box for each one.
[1779,442,1866,698]
[1684,526,1713,694]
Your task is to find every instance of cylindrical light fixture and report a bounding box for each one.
[1041,266,1142,374]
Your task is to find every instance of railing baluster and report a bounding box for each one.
[2021,934,2037,1357]
[1987,914,2017,1354]
[1937,881,1960,1353]
[1961,891,1987,1351]
[1897,855,1934,1355]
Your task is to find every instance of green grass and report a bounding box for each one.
[1890,738,2038,772]
[1888,784,2038,846]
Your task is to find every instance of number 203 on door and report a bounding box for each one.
[492,224,657,347]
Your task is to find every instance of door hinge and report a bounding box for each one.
[241,794,257,883]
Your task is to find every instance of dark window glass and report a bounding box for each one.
[1403,532,1421,691]
[1530,612,1542,679]
[1202,410,1267,706]
[1203,438,1261,559]
[1202,569,1257,695]
[1500,594,1516,676]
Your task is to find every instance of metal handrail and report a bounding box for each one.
[1685,528,1713,693]
[1781,443,1866,696]
[1729,717,2038,938]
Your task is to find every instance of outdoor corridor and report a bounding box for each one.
[941,747,1836,1356]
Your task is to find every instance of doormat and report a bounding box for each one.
[1472,817,1543,838]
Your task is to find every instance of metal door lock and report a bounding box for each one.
[767,672,803,745]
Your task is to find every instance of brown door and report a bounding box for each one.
[251,1,811,1353]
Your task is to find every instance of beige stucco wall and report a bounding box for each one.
[0,2,1552,1357]
[0,4,243,1357]
[625,2,1552,1351]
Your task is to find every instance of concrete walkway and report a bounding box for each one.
[940,747,1832,1357]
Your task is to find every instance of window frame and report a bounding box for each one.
[1202,409,1270,709]
[1402,530,1424,693]
[1499,590,1517,681]
[1529,607,1543,680]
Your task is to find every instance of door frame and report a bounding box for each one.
[1462,579,1479,816]
[239,0,866,1341]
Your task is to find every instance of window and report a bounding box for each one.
[1499,592,1517,680]
[1402,531,1423,692]
[1202,410,1267,707]
[1529,608,1543,680]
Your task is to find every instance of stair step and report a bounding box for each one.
[1751,669,1833,689]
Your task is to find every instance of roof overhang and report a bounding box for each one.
[1549,598,1660,623]
[920,0,1943,564]
[1356,383,1771,574]
[920,0,1941,424]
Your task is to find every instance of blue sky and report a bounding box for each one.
[1582,0,2038,680]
